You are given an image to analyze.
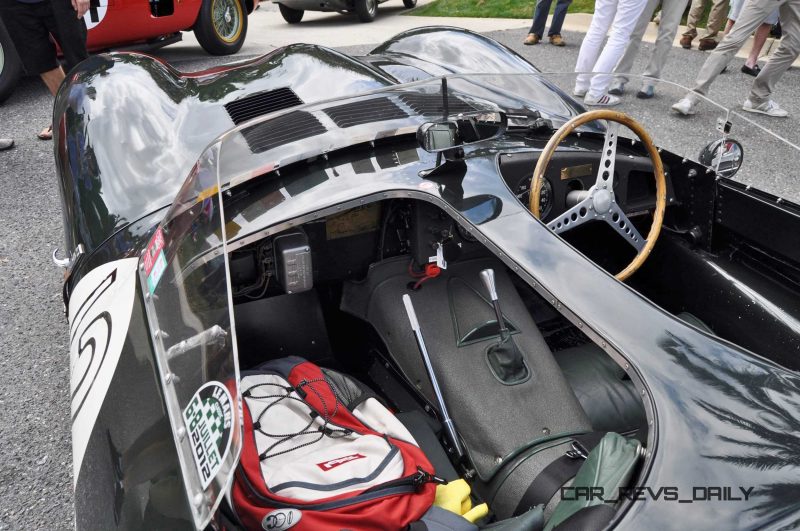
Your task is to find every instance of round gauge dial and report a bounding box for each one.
[538,178,553,220]
[457,222,478,242]
[516,178,553,220]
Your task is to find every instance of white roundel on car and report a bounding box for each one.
[68,257,138,484]
[83,0,108,30]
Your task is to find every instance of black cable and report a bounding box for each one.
[245,378,351,461]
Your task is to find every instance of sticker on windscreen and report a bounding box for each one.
[143,227,167,294]
[183,381,234,489]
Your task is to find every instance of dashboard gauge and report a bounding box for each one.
[515,178,553,220]
[538,178,554,220]
[457,222,478,242]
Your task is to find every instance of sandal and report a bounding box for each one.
[38,125,53,141]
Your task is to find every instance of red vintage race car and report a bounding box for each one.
[0,0,256,102]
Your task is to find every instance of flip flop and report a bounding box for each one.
[38,125,53,141]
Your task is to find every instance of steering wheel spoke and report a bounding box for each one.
[596,121,619,190]
[547,195,596,235]
[606,203,645,252]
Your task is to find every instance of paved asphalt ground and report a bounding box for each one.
[0,5,798,529]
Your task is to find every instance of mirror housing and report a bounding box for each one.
[699,138,744,178]
[417,111,506,153]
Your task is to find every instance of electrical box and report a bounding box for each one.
[274,232,313,294]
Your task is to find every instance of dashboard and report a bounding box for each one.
[498,146,676,223]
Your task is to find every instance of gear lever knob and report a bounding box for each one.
[479,269,498,301]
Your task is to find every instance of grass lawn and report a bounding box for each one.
[408,0,708,27]
[409,0,596,19]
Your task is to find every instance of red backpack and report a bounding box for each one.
[231,357,440,530]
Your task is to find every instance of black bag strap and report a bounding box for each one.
[512,432,606,517]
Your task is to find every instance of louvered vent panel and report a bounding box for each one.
[398,93,476,117]
[225,87,304,125]
[240,111,327,154]
[323,97,409,128]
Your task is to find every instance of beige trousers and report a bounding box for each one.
[693,0,800,104]
[683,0,730,40]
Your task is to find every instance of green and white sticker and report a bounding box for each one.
[183,381,234,489]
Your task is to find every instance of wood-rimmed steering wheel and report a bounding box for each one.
[529,110,667,281]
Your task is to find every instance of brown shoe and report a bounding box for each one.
[680,34,693,49]
[698,38,718,51]
[549,34,565,46]
[524,33,540,45]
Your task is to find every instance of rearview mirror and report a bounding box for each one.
[699,138,744,178]
[417,111,506,153]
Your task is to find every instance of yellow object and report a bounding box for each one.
[463,503,489,523]
[434,479,490,523]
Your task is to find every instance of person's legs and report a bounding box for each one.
[693,0,781,95]
[530,0,554,37]
[611,0,660,87]
[587,0,648,98]
[574,0,618,92]
[548,0,574,35]
[683,0,709,37]
[699,0,732,43]
[747,0,800,107]
[0,2,60,76]
[37,65,66,138]
[47,0,89,73]
[40,66,67,97]
[641,0,692,80]
[746,22,773,66]
[0,2,63,137]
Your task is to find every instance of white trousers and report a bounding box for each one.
[574,0,649,98]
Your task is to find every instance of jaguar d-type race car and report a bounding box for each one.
[54,27,800,531]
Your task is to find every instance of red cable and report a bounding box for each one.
[412,264,442,290]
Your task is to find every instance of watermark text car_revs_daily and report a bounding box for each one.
[561,486,756,503]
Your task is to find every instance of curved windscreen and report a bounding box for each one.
[138,145,242,529]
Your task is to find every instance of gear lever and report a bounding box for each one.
[480,269,510,342]
[479,268,529,384]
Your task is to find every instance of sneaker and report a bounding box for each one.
[698,38,718,51]
[608,81,625,95]
[636,85,655,99]
[680,34,693,49]
[742,99,788,117]
[549,34,565,46]
[584,93,621,106]
[573,87,588,97]
[0,138,13,151]
[672,95,698,115]
[741,64,761,76]
[524,33,540,45]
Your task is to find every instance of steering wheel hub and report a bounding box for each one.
[592,189,612,214]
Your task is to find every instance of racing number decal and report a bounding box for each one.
[83,0,108,30]
[68,258,138,485]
